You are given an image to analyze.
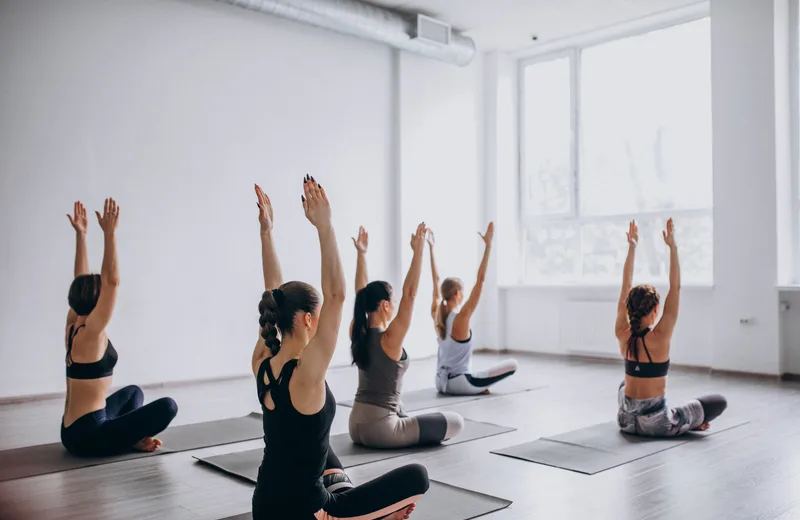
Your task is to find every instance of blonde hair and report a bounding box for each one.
[436,277,464,340]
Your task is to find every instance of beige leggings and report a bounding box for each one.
[348,402,464,449]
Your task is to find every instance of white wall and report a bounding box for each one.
[0,0,397,398]
[490,0,794,376]
[398,51,484,361]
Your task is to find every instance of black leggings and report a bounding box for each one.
[318,451,429,520]
[255,447,429,520]
[61,385,178,456]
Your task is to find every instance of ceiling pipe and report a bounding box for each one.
[214,0,477,66]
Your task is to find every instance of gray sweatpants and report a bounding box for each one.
[348,402,464,449]
[617,381,705,437]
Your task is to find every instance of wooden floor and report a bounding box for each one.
[2,353,800,520]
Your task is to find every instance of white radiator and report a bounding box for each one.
[559,301,619,358]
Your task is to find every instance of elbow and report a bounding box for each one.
[325,288,347,304]
[103,275,121,287]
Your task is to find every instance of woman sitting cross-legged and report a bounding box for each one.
[348,225,464,449]
[61,199,177,457]
[616,219,727,437]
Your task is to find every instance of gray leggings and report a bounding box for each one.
[348,402,464,449]
[437,359,519,395]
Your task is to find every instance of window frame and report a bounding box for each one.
[518,14,713,285]
[791,0,800,284]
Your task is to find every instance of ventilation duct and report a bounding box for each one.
[214,0,477,66]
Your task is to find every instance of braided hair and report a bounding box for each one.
[436,278,463,340]
[351,281,393,370]
[258,281,320,356]
[625,284,660,361]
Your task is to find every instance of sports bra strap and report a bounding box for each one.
[66,324,86,365]
[258,358,299,406]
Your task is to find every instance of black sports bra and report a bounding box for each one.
[624,329,670,378]
[66,324,118,380]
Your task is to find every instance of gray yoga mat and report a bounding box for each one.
[491,416,749,475]
[0,412,263,482]
[215,480,511,520]
[338,383,546,412]
[195,419,515,481]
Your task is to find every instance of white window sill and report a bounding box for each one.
[778,285,800,292]
[499,282,715,291]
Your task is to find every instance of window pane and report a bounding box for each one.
[522,57,572,216]
[580,19,712,216]
[581,214,713,284]
[524,221,579,282]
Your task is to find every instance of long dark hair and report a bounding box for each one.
[625,284,660,361]
[258,281,320,356]
[351,281,392,369]
[68,274,102,316]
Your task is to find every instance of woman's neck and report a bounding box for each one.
[367,313,388,330]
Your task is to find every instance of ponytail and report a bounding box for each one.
[437,277,464,340]
[350,281,393,370]
[258,282,320,356]
[625,284,660,362]
[351,289,370,369]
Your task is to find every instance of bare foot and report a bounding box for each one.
[386,504,415,519]
[134,437,163,452]
[692,423,710,432]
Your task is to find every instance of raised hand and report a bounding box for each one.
[626,220,638,247]
[95,198,119,235]
[301,175,331,229]
[410,222,427,255]
[352,226,368,253]
[255,184,274,233]
[426,228,435,249]
[662,218,677,248]
[478,222,494,246]
[67,201,88,234]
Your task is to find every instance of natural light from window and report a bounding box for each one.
[521,18,713,285]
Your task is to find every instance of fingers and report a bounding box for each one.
[95,210,102,224]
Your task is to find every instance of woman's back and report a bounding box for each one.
[618,328,669,400]
[255,357,336,511]
[353,329,409,413]
[437,312,473,376]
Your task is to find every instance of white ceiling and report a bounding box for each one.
[369,0,706,51]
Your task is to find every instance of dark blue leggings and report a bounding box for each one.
[61,385,178,456]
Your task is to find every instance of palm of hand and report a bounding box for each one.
[68,202,88,233]
[255,185,274,231]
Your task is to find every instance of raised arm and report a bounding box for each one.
[427,229,441,319]
[654,218,680,337]
[252,184,282,374]
[615,220,637,337]
[298,177,346,384]
[383,222,427,358]
[66,202,90,326]
[352,226,369,293]
[452,222,493,339]
[84,198,120,337]
[256,184,282,290]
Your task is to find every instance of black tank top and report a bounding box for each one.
[66,325,118,379]
[253,357,336,516]
[624,329,670,378]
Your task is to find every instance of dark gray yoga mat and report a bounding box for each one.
[491,416,750,475]
[216,480,511,520]
[338,383,546,412]
[195,419,515,481]
[0,412,263,482]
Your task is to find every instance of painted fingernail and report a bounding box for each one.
[301,195,306,202]
[311,175,316,182]
[318,184,322,189]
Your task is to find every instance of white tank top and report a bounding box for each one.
[436,312,473,385]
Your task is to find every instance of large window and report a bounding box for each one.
[521,19,713,285]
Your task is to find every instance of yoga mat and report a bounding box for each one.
[0,412,263,482]
[491,416,749,475]
[195,419,515,481]
[338,383,546,412]
[215,480,511,520]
